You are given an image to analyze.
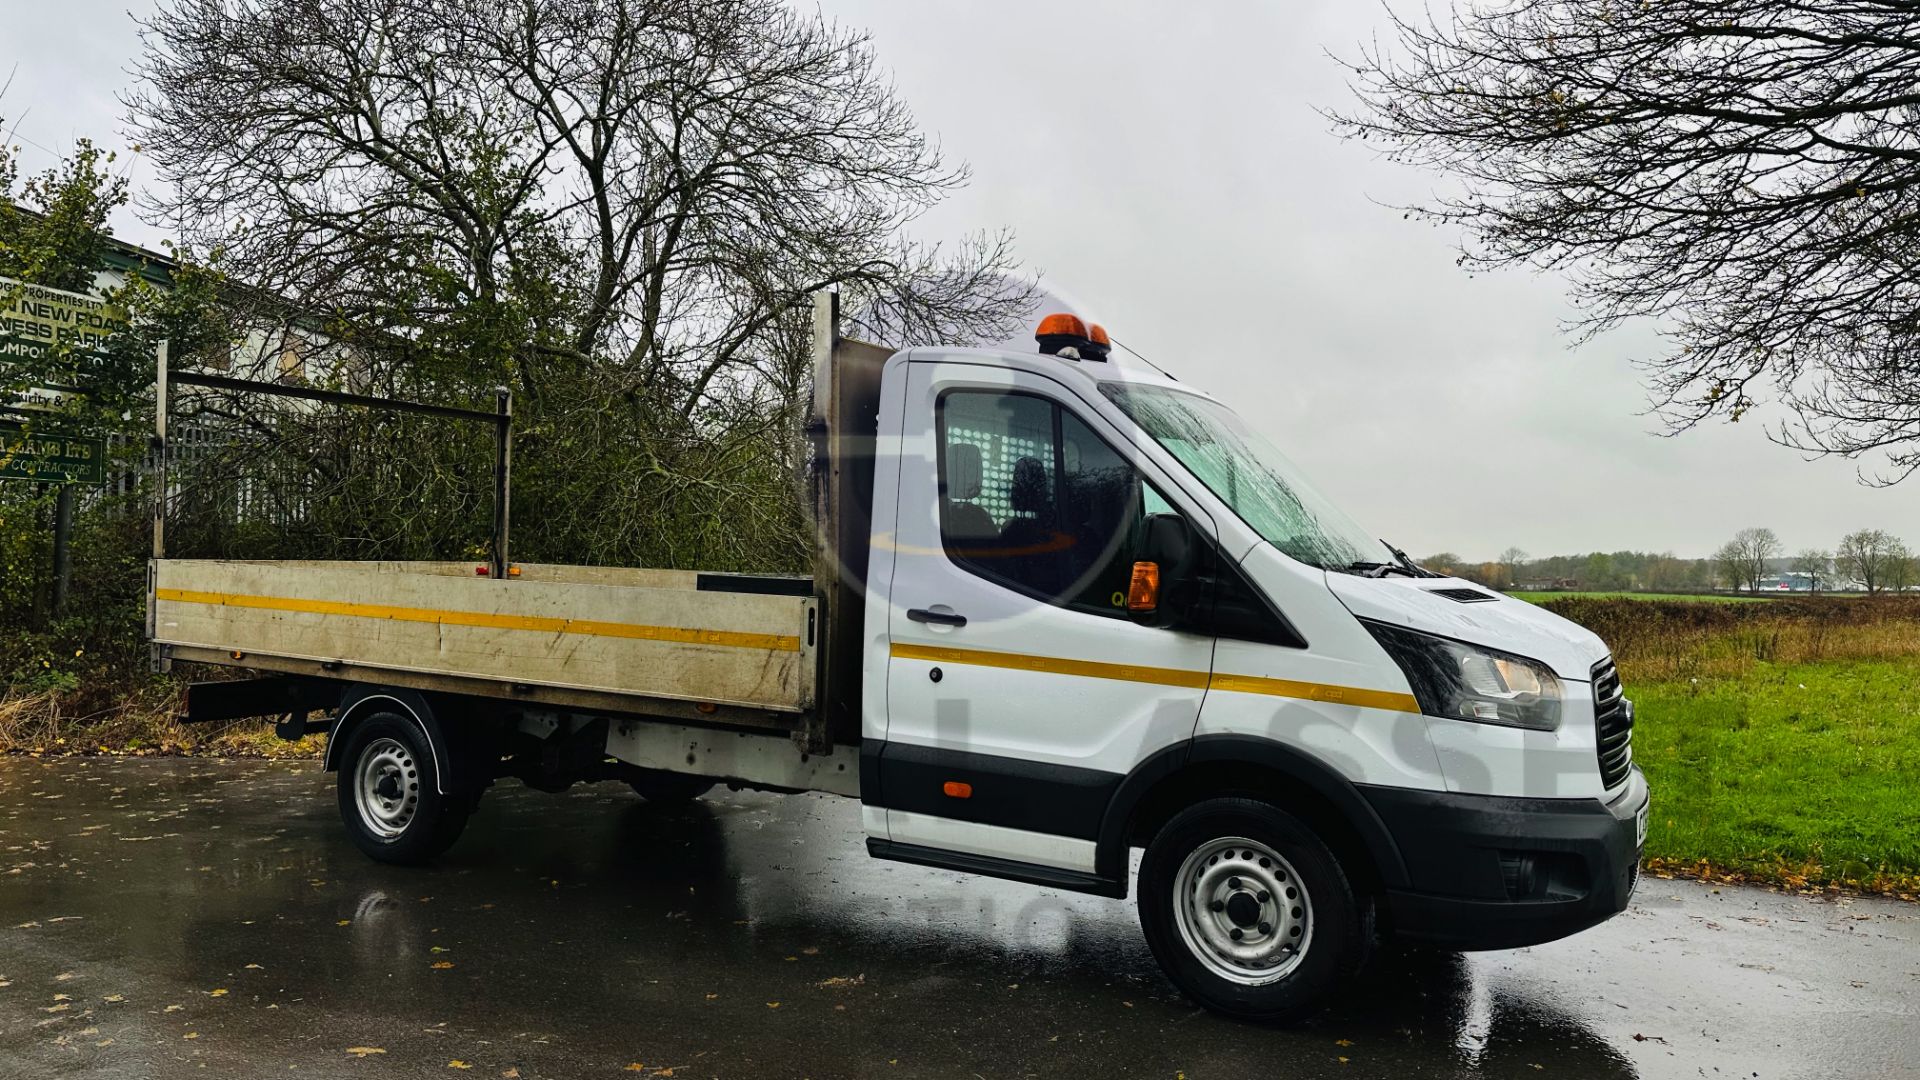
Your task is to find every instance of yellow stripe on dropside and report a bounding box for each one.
[153,588,801,653]
[889,642,1210,689]
[889,641,1416,712]
[1205,673,1420,714]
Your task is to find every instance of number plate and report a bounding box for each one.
[1634,798,1649,849]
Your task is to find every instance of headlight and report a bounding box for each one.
[1364,621,1562,731]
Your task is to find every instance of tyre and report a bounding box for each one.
[1137,797,1372,1022]
[336,712,471,865]
[627,769,715,804]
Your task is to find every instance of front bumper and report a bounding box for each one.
[1360,767,1648,950]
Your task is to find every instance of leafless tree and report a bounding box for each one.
[1333,4,1920,481]
[1888,538,1916,593]
[1791,548,1830,594]
[1715,527,1779,594]
[1497,545,1528,588]
[1836,528,1899,593]
[129,0,1031,409]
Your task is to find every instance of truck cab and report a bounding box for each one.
[846,312,1647,1018]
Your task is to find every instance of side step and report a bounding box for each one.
[866,838,1127,899]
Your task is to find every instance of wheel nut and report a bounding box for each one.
[1230,928,1243,941]
[1210,900,1225,913]
[1258,922,1272,935]
[1257,890,1270,903]
[1228,876,1241,889]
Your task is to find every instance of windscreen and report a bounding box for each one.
[1100,383,1391,571]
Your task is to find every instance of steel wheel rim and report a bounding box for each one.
[1172,835,1312,985]
[354,737,420,841]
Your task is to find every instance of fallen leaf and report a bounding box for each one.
[208,989,228,997]
[337,920,351,927]
[765,1001,780,1009]
[448,1061,472,1070]
[623,1065,646,1073]
[103,995,125,1004]
[183,1032,199,1040]
[816,975,864,989]
[431,962,455,970]
[346,1047,387,1058]
[1335,1039,1354,1047]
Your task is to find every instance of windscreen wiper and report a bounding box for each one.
[1343,560,1422,579]
[1379,540,1444,578]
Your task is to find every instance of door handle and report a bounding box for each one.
[907,607,967,627]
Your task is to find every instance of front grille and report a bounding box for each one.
[1592,657,1633,790]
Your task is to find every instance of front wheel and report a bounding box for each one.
[1137,798,1372,1022]
[337,713,471,865]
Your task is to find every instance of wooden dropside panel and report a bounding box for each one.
[151,560,815,712]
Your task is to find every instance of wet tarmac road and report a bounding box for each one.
[0,758,1913,1080]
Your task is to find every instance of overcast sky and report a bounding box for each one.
[5,0,1916,560]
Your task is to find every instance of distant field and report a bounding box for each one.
[1509,590,1760,604]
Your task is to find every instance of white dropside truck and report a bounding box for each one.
[151,293,1647,1020]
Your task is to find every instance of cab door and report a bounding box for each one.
[872,359,1216,878]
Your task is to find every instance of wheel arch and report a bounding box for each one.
[1096,735,1411,897]
[322,687,454,795]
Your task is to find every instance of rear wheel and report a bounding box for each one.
[1138,797,1371,1022]
[337,713,470,865]
[627,769,715,804]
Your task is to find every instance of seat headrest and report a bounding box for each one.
[946,442,983,500]
[1011,455,1050,513]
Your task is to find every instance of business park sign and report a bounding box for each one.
[0,275,127,364]
[0,276,126,484]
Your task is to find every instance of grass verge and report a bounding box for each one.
[0,683,324,759]
[1629,657,1920,898]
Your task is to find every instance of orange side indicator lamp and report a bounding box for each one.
[1035,312,1091,357]
[1127,560,1161,612]
[942,780,973,799]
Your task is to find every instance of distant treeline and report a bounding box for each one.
[1419,550,1719,593]
[1424,526,1918,594]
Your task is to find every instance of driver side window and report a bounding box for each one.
[937,389,1176,617]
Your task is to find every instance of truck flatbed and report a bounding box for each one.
[151,559,817,726]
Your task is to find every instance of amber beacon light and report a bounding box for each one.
[1035,312,1091,356]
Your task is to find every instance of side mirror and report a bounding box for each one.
[1128,514,1199,627]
